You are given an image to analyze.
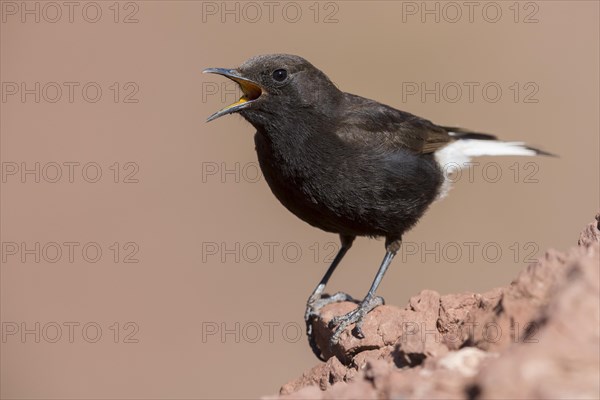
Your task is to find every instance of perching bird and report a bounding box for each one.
[204,54,553,360]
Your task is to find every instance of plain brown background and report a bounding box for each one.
[1,1,598,398]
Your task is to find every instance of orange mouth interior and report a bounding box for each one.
[223,78,262,110]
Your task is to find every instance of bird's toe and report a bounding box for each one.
[328,295,385,346]
[305,291,354,322]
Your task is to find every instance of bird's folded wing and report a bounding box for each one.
[335,95,453,154]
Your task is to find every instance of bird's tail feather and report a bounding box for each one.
[434,128,556,199]
[442,126,556,157]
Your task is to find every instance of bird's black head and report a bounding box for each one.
[204,54,341,128]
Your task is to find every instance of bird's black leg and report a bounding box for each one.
[328,238,401,346]
[305,234,355,359]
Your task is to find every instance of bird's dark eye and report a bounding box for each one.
[272,69,288,82]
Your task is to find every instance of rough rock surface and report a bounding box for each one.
[269,214,600,399]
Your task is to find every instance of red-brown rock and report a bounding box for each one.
[269,213,600,400]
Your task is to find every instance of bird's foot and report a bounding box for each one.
[305,292,355,360]
[305,291,355,324]
[328,295,384,346]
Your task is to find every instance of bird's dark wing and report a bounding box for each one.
[335,93,454,154]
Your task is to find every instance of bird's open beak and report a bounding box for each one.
[203,68,263,122]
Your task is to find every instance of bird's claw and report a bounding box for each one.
[305,292,354,335]
[328,295,384,346]
[305,291,354,360]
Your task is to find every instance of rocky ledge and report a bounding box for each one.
[269,213,600,400]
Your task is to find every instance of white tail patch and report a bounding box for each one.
[434,138,538,199]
